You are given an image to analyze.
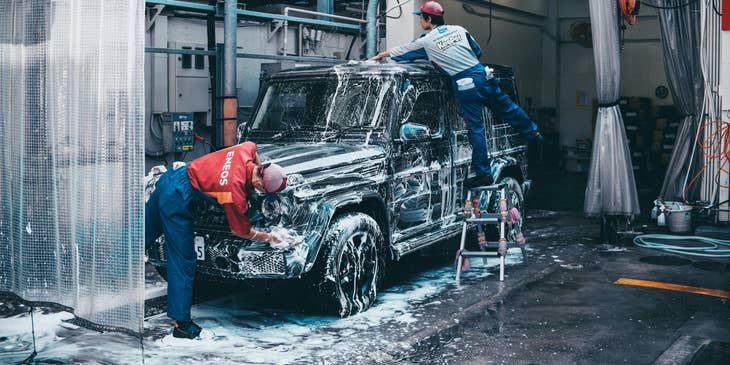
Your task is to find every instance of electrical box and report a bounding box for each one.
[160,113,194,152]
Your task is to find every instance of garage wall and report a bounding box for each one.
[557,0,671,147]
[155,17,359,108]
[440,0,553,110]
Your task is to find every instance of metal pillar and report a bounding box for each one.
[223,0,238,147]
[207,0,217,145]
[317,0,333,21]
[366,0,380,58]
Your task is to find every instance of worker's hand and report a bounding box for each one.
[368,51,390,62]
[268,234,291,249]
[268,233,282,245]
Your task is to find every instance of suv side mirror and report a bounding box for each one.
[400,123,431,141]
[237,121,248,142]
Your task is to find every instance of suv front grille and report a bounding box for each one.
[152,236,287,276]
[237,251,287,275]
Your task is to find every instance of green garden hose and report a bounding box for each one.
[633,234,730,258]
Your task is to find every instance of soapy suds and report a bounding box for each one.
[0,248,526,364]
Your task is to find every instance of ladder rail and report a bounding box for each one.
[456,184,523,284]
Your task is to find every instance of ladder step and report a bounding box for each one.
[479,242,507,249]
[466,214,502,223]
[459,250,500,257]
[469,183,507,193]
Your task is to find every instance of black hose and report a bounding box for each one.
[346,33,359,60]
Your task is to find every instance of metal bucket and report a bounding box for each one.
[666,202,692,233]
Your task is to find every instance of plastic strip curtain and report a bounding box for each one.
[656,0,704,203]
[0,0,145,333]
[584,0,640,217]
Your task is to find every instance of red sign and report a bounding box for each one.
[724,0,730,30]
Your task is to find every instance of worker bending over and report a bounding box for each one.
[371,1,541,187]
[145,141,287,339]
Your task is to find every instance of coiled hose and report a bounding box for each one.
[633,234,730,258]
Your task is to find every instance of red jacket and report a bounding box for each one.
[187,142,257,236]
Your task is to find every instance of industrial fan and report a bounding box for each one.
[569,21,593,48]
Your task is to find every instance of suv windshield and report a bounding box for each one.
[250,77,395,134]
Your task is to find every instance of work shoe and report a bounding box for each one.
[172,320,202,339]
[465,174,493,188]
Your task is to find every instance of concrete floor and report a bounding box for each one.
[401,237,730,364]
[1,207,728,364]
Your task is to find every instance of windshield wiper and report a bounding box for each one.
[321,125,363,143]
[269,129,298,141]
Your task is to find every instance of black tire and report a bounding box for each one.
[501,177,525,243]
[305,212,386,317]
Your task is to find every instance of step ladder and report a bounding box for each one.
[455,183,525,284]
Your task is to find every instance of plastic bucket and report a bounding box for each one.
[665,201,692,233]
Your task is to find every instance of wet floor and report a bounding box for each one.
[1,210,728,364]
[402,237,730,364]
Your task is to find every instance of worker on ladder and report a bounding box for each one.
[145,141,287,339]
[370,1,541,187]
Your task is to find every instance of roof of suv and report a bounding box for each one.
[267,61,439,79]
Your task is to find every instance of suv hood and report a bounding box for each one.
[255,142,387,203]
[256,143,386,176]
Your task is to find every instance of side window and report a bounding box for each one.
[399,78,445,134]
[407,90,443,132]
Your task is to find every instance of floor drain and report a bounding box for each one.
[639,255,692,266]
[692,261,728,272]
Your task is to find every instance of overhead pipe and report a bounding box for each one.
[366,0,380,58]
[144,47,345,64]
[145,0,360,30]
[223,0,237,147]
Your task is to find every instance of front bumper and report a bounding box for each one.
[148,235,310,280]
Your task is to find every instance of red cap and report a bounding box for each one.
[413,1,444,16]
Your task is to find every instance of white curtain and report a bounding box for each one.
[0,0,145,333]
[584,0,640,217]
[656,0,704,202]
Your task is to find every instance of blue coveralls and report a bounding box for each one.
[390,25,538,177]
[145,166,202,322]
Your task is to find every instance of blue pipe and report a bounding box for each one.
[317,0,334,21]
[366,0,380,58]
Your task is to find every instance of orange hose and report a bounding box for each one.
[682,119,730,198]
[619,0,637,25]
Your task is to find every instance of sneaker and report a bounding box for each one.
[465,174,493,188]
[172,320,202,339]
